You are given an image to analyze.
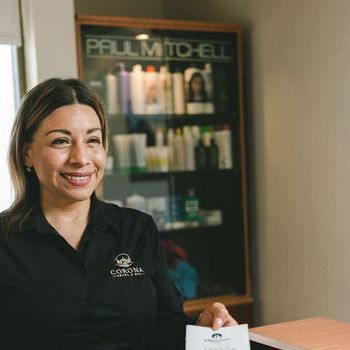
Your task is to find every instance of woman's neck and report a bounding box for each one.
[41,198,91,249]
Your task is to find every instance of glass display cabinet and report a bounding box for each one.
[76,15,252,324]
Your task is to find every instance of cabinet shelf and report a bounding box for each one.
[107,113,237,128]
[159,222,239,235]
[105,168,238,180]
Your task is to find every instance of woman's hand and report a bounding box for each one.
[196,302,238,330]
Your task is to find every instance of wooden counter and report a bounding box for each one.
[249,317,350,349]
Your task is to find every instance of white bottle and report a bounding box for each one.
[125,193,147,213]
[144,65,161,114]
[174,128,185,171]
[184,65,205,114]
[167,128,175,170]
[105,150,114,174]
[155,128,164,147]
[172,69,185,115]
[214,128,224,169]
[220,124,233,169]
[129,64,145,114]
[159,66,174,114]
[203,63,215,114]
[191,125,201,146]
[183,126,195,171]
[105,72,120,115]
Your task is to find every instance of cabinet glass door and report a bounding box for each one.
[79,21,248,306]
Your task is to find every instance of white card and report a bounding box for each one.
[186,324,251,350]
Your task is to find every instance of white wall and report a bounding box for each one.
[164,0,350,325]
[21,0,78,89]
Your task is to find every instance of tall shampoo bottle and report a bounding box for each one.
[183,126,195,171]
[144,65,161,114]
[117,62,131,114]
[221,124,233,169]
[174,128,185,171]
[105,69,120,115]
[129,64,145,114]
[167,128,175,171]
[203,63,215,114]
[172,68,185,115]
[159,65,174,114]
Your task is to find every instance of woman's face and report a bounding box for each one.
[24,104,106,207]
[191,75,203,94]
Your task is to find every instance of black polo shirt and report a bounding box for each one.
[0,197,190,350]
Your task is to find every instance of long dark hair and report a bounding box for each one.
[1,78,109,236]
[188,72,207,102]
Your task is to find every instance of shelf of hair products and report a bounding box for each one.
[102,63,233,175]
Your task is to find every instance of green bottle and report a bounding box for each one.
[184,189,200,227]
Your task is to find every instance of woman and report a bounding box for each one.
[0,78,236,349]
[188,72,207,102]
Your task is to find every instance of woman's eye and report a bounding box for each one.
[89,138,101,144]
[52,138,69,145]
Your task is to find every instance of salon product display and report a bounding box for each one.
[117,191,222,231]
[110,124,233,173]
[104,63,215,115]
[78,15,250,323]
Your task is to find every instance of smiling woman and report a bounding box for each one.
[0,78,236,350]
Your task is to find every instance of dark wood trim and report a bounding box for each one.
[237,31,251,297]
[76,14,243,33]
[75,18,84,81]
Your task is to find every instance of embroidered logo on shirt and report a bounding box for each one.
[115,253,133,267]
[110,253,146,278]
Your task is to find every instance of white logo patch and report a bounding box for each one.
[110,253,146,278]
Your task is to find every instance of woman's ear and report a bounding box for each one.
[22,143,32,168]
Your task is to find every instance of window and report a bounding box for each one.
[0,45,20,211]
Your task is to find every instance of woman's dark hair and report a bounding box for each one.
[1,78,109,236]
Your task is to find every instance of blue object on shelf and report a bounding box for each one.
[168,260,198,299]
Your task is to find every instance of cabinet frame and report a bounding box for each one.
[75,14,252,323]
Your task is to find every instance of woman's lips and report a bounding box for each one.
[60,172,94,186]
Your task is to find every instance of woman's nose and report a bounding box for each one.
[69,144,90,166]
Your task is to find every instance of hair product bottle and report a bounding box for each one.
[203,63,215,114]
[159,65,174,114]
[105,148,114,174]
[105,71,120,115]
[184,189,200,227]
[172,68,185,115]
[129,64,145,114]
[184,64,206,114]
[167,128,175,170]
[132,133,147,173]
[195,137,207,170]
[116,62,131,115]
[207,137,219,169]
[174,128,185,171]
[125,192,147,213]
[112,134,131,171]
[183,126,195,171]
[220,124,233,169]
[144,65,161,114]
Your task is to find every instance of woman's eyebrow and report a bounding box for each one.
[45,127,102,136]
